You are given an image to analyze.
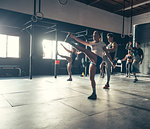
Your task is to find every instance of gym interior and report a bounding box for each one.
[0,0,150,129]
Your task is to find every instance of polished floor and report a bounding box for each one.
[0,73,150,129]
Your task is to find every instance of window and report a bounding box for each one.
[42,39,71,59]
[0,34,19,58]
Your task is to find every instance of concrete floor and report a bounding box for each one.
[0,73,150,129]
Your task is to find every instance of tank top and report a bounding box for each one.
[107,42,117,60]
[127,55,132,60]
[127,54,133,63]
[90,41,106,58]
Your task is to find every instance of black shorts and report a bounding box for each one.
[90,55,103,68]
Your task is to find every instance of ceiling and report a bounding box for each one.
[74,0,150,17]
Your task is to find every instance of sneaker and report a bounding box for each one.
[133,78,138,83]
[88,94,97,100]
[67,78,72,81]
[100,73,104,78]
[103,84,109,89]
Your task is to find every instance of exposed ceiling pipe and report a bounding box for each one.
[124,0,150,11]
[115,0,150,12]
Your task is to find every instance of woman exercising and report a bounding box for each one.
[65,31,115,100]
[121,50,133,77]
[58,43,81,81]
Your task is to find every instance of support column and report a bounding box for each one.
[54,29,58,78]
[29,23,35,79]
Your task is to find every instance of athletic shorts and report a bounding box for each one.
[132,55,141,73]
[90,55,102,68]
[132,61,139,73]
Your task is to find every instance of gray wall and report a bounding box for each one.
[0,9,131,77]
[0,0,129,34]
[140,42,150,74]
[135,23,150,74]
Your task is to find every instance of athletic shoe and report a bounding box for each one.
[133,78,138,83]
[88,94,97,100]
[67,78,72,81]
[103,84,109,89]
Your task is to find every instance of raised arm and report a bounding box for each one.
[121,55,127,61]
[61,43,72,53]
[69,32,90,46]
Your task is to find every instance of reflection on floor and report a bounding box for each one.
[0,73,150,129]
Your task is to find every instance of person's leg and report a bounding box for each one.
[126,63,129,77]
[133,72,138,82]
[67,62,72,81]
[88,63,97,100]
[128,63,131,77]
[58,54,73,81]
[100,62,104,78]
[58,54,71,62]
[132,60,138,83]
[103,56,111,89]
[66,42,97,64]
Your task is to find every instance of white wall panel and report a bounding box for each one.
[0,0,129,34]
[133,12,150,25]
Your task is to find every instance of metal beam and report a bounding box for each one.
[116,0,150,11]
[89,0,102,5]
